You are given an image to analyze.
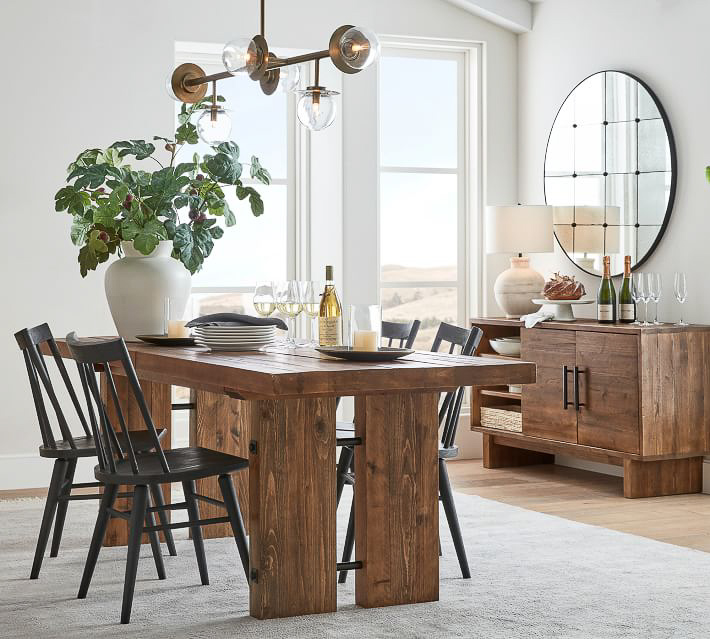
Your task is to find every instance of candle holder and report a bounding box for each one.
[349,305,381,351]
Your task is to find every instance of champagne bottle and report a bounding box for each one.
[597,255,616,323]
[618,255,635,323]
[319,265,342,346]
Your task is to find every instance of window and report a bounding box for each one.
[174,43,296,319]
[379,47,470,349]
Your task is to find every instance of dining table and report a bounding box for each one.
[49,340,535,620]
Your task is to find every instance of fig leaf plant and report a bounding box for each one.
[55,97,271,276]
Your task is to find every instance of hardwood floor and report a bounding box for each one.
[4,460,710,553]
[447,460,710,553]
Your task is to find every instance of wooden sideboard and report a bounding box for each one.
[470,318,710,498]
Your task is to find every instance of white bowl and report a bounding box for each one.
[489,338,521,357]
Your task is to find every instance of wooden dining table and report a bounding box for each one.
[51,340,535,619]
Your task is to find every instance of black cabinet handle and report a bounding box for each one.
[563,366,573,409]
[573,366,586,411]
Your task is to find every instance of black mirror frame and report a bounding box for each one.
[543,69,677,278]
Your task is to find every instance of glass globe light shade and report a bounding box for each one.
[335,26,381,71]
[222,37,261,74]
[297,88,339,131]
[196,108,232,145]
[165,73,180,101]
[279,63,301,93]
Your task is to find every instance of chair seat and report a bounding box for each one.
[95,446,248,485]
[39,428,168,459]
[439,443,459,459]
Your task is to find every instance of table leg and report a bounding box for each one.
[354,392,439,608]
[249,397,336,619]
[100,373,171,547]
[190,390,251,537]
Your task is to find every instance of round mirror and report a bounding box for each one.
[544,70,676,277]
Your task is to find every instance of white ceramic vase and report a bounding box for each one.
[493,256,544,318]
[104,241,191,341]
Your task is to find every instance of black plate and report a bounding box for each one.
[316,347,414,362]
[135,334,196,346]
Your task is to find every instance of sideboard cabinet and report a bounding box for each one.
[470,318,710,498]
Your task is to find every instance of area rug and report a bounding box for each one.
[1,487,709,639]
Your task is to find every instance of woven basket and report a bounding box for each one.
[481,405,522,433]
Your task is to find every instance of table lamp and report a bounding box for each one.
[485,205,554,318]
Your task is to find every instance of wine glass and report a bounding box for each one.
[647,273,662,325]
[253,281,276,317]
[302,281,323,346]
[631,273,646,326]
[674,272,688,326]
[275,280,303,346]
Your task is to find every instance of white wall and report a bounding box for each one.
[517,0,710,479]
[0,0,517,489]
[519,0,710,322]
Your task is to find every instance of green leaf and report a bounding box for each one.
[111,139,156,161]
[175,162,196,177]
[172,223,203,274]
[209,226,224,239]
[121,219,142,240]
[67,148,101,174]
[70,217,92,246]
[92,204,118,228]
[203,142,242,184]
[250,156,272,185]
[235,184,263,216]
[134,234,159,255]
[249,190,264,216]
[55,186,91,215]
[78,244,99,277]
[88,230,108,253]
[97,148,122,167]
[706,166,710,183]
[175,122,199,145]
[68,164,109,190]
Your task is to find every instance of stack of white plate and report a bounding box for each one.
[193,325,278,351]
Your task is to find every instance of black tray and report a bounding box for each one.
[316,347,413,362]
[135,334,196,346]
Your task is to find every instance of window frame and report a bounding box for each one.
[377,40,482,334]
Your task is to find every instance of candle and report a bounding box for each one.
[353,330,378,351]
[167,320,190,338]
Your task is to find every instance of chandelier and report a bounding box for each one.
[167,0,380,139]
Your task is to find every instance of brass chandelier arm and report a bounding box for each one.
[266,49,330,70]
[184,70,234,88]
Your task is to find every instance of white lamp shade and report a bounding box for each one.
[485,205,554,254]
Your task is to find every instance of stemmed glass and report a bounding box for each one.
[674,272,688,326]
[275,280,303,346]
[647,273,662,325]
[631,273,647,326]
[302,281,323,346]
[253,281,276,317]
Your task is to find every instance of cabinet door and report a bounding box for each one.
[521,328,578,442]
[576,331,640,454]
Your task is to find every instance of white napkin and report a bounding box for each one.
[520,309,555,328]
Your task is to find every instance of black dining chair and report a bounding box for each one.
[67,333,250,624]
[14,323,177,580]
[337,321,483,582]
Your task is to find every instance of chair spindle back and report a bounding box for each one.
[66,333,169,475]
[15,323,93,450]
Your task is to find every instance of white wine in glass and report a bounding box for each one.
[275,280,303,345]
[253,281,276,317]
[302,281,324,346]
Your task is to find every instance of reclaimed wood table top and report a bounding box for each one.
[52,340,536,399]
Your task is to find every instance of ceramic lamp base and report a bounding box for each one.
[493,256,544,318]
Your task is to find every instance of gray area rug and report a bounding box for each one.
[1,487,709,639]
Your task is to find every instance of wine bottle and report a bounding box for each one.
[597,255,616,323]
[618,255,635,323]
[319,265,342,346]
